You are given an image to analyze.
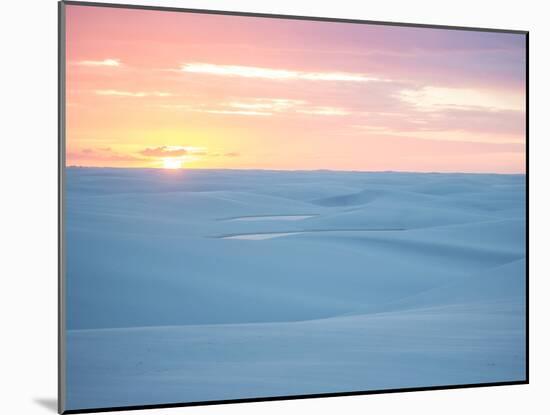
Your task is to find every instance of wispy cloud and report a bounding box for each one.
[398,86,524,112]
[209,151,242,157]
[95,90,173,98]
[158,104,272,116]
[140,146,189,157]
[296,107,350,116]
[139,145,238,160]
[225,99,349,116]
[159,98,349,117]
[67,147,141,164]
[227,99,305,111]
[202,110,272,116]
[158,101,282,116]
[181,63,382,82]
[352,104,525,144]
[77,58,121,67]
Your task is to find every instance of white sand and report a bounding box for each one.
[64,168,526,410]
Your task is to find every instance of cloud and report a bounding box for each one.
[225,99,349,116]
[202,109,272,116]
[296,107,350,116]
[95,90,173,98]
[201,98,303,116]
[77,59,121,67]
[398,86,524,112]
[158,102,274,116]
[181,63,382,82]
[140,146,189,157]
[138,146,240,162]
[227,99,305,111]
[67,147,142,163]
[208,151,241,158]
[167,98,350,117]
[353,105,525,144]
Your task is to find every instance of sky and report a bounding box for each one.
[65,4,526,173]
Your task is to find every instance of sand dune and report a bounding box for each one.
[65,168,526,410]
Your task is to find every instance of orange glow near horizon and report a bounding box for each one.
[65,4,526,173]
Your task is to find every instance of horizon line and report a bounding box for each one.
[66,165,526,175]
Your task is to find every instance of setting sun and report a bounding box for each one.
[162,158,183,169]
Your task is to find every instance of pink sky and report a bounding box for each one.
[65,4,526,173]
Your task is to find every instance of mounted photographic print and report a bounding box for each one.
[59,1,528,413]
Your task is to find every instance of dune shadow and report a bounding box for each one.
[34,398,57,412]
[311,189,382,207]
